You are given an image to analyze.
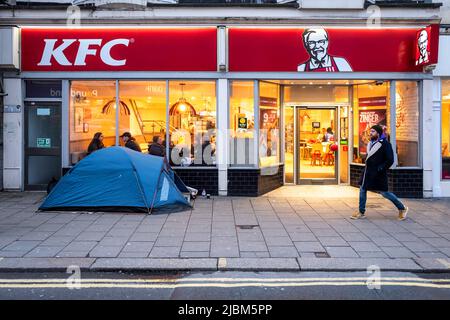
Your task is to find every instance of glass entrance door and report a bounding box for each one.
[25,102,62,190]
[297,107,338,184]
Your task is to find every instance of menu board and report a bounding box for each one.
[358,109,386,155]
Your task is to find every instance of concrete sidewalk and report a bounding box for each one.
[0,189,450,272]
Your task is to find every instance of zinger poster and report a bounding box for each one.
[358,109,386,155]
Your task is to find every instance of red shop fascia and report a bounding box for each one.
[21,25,439,74]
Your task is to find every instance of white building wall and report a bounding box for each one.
[3,78,23,190]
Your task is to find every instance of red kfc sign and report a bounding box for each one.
[21,28,217,71]
[229,26,439,72]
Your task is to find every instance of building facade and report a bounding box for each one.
[0,0,446,197]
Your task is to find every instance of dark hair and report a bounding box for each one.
[371,125,383,136]
[326,127,333,134]
[153,135,161,143]
[87,132,104,154]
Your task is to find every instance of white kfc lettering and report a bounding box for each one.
[38,39,76,66]
[37,38,130,66]
[100,39,130,66]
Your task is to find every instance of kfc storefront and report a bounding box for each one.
[2,25,439,197]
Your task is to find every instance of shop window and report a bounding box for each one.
[259,81,281,168]
[442,79,450,179]
[229,81,255,167]
[118,81,167,154]
[69,81,116,164]
[352,81,390,164]
[169,81,216,167]
[395,81,419,167]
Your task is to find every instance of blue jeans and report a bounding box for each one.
[359,187,405,214]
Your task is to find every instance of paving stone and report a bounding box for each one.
[91,258,217,271]
[149,246,181,258]
[239,241,268,252]
[25,246,64,258]
[63,241,97,252]
[381,246,417,258]
[318,237,348,247]
[339,233,370,242]
[325,247,359,258]
[181,242,211,252]
[403,241,440,252]
[75,232,106,241]
[311,229,340,237]
[184,233,212,242]
[89,245,123,258]
[268,246,299,258]
[218,258,300,271]
[56,251,89,258]
[264,237,293,246]
[293,242,325,253]
[154,237,184,247]
[357,251,389,258]
[297,258,422,271]
[0,257,95,271]
[2,241,41,252]
[122,241,154,252]
[421,237,450,247]
[288,232,317,242]
[413,258,450,271]
[98,237,130,246]
[348,242,382,252]
[129,232,159,242]
[179,252,210,258]
[370,237,403,247]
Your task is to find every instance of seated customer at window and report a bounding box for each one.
[148,136,166,157]
[120,132,142,152]
[87,132,105,155]
[324,127,334,142]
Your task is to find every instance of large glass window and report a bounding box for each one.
[442,80,450,179]
[169,81,216,166]
[119,81,167,153]
[395,81,419,167]
[229,81,255,167]
[352,81,390,164]
[259,81,281,167]
[69,81,116,164]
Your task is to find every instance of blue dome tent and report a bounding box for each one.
[39,147,191,213]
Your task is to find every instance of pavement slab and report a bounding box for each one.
[90,258,217,271]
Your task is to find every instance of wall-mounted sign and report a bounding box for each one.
[415,26,432,67]
[37,108,50,116]
[37,138,51,148]
[4,105,21,113]
[21,28,217,72]
[229,25,439,72]
[238,116,248,129]
[312,121,321,128]
[359,96,387,107]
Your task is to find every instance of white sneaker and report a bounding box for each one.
[398,207,409,221]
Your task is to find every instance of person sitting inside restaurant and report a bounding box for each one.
[324,127,334,142]
[317,128,327,142]
[148,135,165,157]
[120,132,142,152]
[87,132,105,155]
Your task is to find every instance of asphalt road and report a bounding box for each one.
[0,271,449,300]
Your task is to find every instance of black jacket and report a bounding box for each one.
[125,139,142,152]
[148,142,165,157]
[359,138,394,192]
[87,141,104,155]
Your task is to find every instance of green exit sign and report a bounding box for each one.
[37,138,51,148]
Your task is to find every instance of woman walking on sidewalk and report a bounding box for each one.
[352,125,408,220]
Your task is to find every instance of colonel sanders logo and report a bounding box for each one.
[415,29,430,66]
[297,28,352,72]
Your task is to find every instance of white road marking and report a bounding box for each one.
[0,281,449,289]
